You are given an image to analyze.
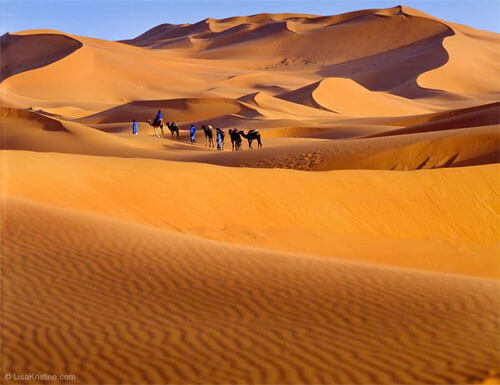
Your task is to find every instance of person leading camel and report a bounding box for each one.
[216,127,225,150]
[190,124,197,144]
[216,129,222,151]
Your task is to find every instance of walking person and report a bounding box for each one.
[132,119,138,135]
[216,128,222,150]
[190,124,196,144]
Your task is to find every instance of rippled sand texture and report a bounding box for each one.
[1,5,499,385]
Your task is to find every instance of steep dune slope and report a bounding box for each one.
[368,101,500,137]
[238,91,334,119]
[0,107,163,156]
[0,32,82,82]
[278,78,436,116]
[0,30,229,108]
[77,97,259,124]
[402,6,500,95]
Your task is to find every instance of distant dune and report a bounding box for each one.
[1,4,499,384]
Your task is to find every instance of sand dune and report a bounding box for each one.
[128,6,451,69]
[1,4,500,384]
[367,101,500,137]
[0,32,82,82]
[3,150,499,278]
[239,91,334,119]
[408,7,500,95]
[2,196,499,384]
[200,125,499,171]
[279,78,436,116]
[78,97,259,124]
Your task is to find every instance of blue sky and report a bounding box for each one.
[1,0,499,40]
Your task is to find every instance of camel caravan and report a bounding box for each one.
[142,110,262,151]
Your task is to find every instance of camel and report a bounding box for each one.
[146,119,164,138]
[239,129,262,149]
[228,129,242,151]
[202,125,214,148]
[166,121,180,138]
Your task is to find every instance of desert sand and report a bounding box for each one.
[1,5,499,384]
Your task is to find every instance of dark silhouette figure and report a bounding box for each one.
[229,129,242,151]
[202,125,214,148]
[166,121,180,138]
[239,129,262,149]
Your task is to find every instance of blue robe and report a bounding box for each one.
[153,111,163,125]
[190,125,196,143]
[217,132,222,150]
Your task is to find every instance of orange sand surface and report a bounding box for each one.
[1,5,499,384]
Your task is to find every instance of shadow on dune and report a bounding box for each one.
[365,102,500,138]
[0,33,82,82]
[453,150,500,167]
[77,98,260,124]
[318,29,455,99]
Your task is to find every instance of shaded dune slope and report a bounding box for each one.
[318,30,453,98]
[277,78,435,117]
[0,107,66,132]
[367,101,500,137]
[0,33,82,82]
[77,98,259,124]
[0,107,158,156]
